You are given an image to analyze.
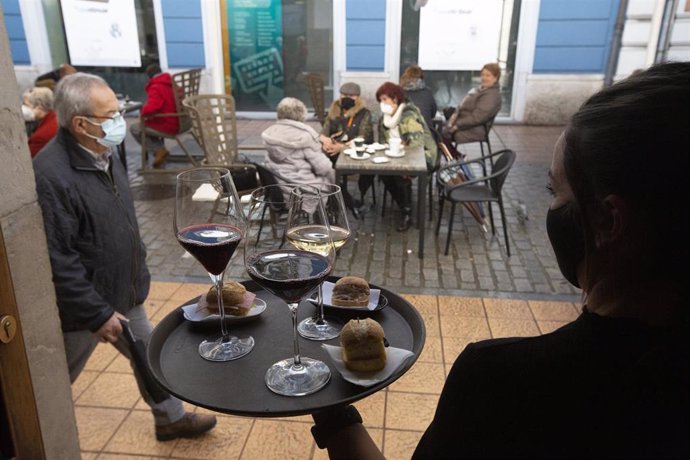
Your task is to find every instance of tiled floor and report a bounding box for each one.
[74,281,580,459]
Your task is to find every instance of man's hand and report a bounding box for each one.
[95,312,127,343]
[324,142,345,156]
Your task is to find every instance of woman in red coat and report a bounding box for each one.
[25,87,58,157]
[129,64,179,167]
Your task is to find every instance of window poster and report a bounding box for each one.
[60,0,142,67]
[418,0,502,71]
[227,0,284,109]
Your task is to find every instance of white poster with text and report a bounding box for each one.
[61,0,142,67]
[418,0,502,71]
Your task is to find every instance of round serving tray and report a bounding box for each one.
[147,278,425,417]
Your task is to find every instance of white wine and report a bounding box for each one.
[286,224,350,255]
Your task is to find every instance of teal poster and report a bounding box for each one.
[227,0,284,110]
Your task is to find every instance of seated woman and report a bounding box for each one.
[320,82,374,216]
[24,87,58,157]
[262,97,335,190]
[376,82,438,232]
[400,64,438,139]
[444,62,502,157]
[310,62,690,459]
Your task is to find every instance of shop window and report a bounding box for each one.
[399,0,521,117]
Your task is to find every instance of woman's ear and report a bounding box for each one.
[595,195,628,248]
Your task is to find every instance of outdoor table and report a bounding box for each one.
[146,278,425,417]
[335,145,428,258]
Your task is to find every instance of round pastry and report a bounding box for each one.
[206,281,246,311]
[332,276,370,307]
[340,318,386,372]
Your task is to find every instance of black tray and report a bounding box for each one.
[147,278,425,417]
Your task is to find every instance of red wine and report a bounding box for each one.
[246,250,331,303]
[177,224,242,275]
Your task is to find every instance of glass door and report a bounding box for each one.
[399,0,521,117]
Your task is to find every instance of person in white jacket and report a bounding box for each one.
[262,97,336,190]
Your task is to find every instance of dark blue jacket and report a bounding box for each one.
[33,128,150,332]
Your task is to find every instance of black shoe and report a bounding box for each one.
[397,214,412,232]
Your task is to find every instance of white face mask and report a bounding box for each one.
[380,102,394,115]
[22,104,36,121]
[82,113,127,147]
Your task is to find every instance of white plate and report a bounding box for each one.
[321,344,415,387]
[368,142,388,150]
[350,152,371,161]
[344,148,356,156]
[182,297,267,324]
[371,157,390,164]
[310,281,382,311]
[385,149,405,158]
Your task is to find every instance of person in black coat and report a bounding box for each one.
[33,72,217,442]
[401,64,438,139]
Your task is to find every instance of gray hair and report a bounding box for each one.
[25,87,54,111]
[54,73,110,128]
[276,97,307,122]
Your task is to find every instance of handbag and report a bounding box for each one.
[230,165,258,192]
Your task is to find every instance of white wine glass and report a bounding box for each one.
[296,184,351,340]
[174,167,254,362]
[245,184,334,396]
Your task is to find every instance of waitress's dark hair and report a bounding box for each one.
[564,62,690,282]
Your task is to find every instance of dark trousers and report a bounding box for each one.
[381,176,412,213]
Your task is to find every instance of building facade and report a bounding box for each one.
[3,0,689,123]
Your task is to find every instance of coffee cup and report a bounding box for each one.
[353,137,365,148]
[389,138,402,155]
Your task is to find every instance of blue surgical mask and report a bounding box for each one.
[83,113,127,147]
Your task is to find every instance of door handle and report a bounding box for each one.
[0,315,17,344]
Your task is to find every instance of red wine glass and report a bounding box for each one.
[174,167,253,362]
[245,184,335,396]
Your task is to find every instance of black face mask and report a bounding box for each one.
[341,97,355,110]
[546,203,586,288]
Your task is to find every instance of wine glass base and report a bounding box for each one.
[265,357,331,396]
[199,335,255,362]
[297,316,343,341]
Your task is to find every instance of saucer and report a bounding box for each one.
[385,149,405,158]
[351,153,371,160]
[371,156,390,164]
[344,148,356,156]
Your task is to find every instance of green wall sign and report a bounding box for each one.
[227,0,284,110]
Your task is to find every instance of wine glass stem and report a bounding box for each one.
[288,302,302,366]
[212,273,230,342]
[315,284,325,325]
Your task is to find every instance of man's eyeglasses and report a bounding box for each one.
[82,110,126,121]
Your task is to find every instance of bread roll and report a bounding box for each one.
[332,276,370,307]
[341,318,386,372]
[206,281,247,314]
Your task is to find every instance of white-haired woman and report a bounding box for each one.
[262,97,335,189]
[24,86,58,157]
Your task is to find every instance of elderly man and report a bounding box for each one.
[32,73,216,441]
[319,82,374,217]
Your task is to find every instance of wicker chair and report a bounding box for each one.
[304,72,326,125]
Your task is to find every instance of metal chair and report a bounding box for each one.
[304,72,326,125]
[183,94,258,197]
[139,68,203,172]
[436,149,516,256]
